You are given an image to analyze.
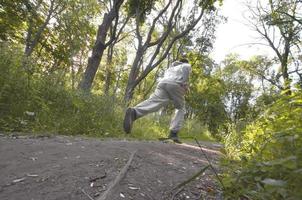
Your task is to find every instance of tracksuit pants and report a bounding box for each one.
[133,82,186,132]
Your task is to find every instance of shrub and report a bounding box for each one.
[222,90,302,200]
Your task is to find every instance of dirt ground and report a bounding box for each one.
[0,133,223,200]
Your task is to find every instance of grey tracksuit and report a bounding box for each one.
[133,61,192,132]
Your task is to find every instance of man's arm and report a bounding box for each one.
[182,64,192,92]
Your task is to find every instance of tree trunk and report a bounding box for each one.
[79,0,123,92]
[24,0,60,58]
[124,50,143,102]
[104,43,114,94]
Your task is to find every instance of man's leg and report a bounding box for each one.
[165,83,186,143]
[123,83,170,133]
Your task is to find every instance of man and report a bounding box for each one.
[123,58,191,143]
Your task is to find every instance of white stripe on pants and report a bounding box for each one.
[133,82,186,132]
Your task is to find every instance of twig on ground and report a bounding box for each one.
[169,165,210,199]
[171,186,184,200]
[194,138,225,190]
[173,165,210,191]
[81,188,94,200]
[90,173,107,182]
[97,150,137,200]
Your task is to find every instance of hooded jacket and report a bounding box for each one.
[159,61,192,85]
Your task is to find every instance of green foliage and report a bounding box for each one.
[0,0,27,41]
[0,43,213,142]
[0,44,123,137]
[186,52,228,137]
[125,0,157,23]
[0,43,30,130]
[222,90,302,200]
[130,114,214,141]
[221,54,254,124]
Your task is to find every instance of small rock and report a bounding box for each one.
[30,157,38,161]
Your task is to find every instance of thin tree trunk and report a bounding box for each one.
[78,0,124,92]
[104,43,114,94]
[24,0,63,57]
[124,50,144,102]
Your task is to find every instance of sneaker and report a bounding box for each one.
[168,131,182,144]
[123,108,136,134]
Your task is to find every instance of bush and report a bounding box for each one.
[222,90,302,200]
[0,44,123,136]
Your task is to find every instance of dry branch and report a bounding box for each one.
[97,150,137,200]
[168,165,210,200]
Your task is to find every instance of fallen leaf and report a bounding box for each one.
[128,186,140,190]
[27,174,39,177]
[120,193,125,198]
[13,178,25,183]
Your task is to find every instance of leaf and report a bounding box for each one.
[26,174,38,177]
[128,186,140,190]
[12,178,26,183]
[261,178,286,186]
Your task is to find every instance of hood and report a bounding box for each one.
[171,61,183,67]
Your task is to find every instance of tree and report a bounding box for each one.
[78,0,127,92]
[0,0,28,42]
[220,55,254,124]
[23,0,67,58]
[247,0,302,94]
[124,0,221,102]
[186,52,227,136]
[39,0,99,88]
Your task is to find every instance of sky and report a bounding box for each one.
[211,0,273,63]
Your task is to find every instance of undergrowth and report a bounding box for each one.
[0,44,213,142]
[221,90,302,200]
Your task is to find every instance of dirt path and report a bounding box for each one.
[0,134,223,200]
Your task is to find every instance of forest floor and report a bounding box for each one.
[0,133,223,200]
